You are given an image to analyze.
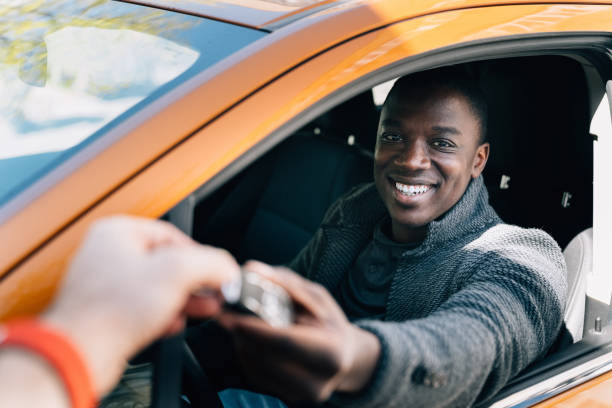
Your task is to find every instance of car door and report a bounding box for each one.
[1,0,610,316]
[2,3,612,406]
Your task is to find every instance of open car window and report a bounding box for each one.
[160,53,611,407]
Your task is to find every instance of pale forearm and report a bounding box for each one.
[42,306,130,397]
[0,348,70,408]
[0,216,240,408]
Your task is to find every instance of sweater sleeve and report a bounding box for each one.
[329,226,567,408]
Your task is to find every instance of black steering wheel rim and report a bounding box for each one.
[150,334,224,408]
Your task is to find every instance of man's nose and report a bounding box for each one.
[393,140,431,170]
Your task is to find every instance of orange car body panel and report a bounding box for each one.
[0,0,612,312]
[3,1,612,283]
[533,370,612,407]
[1,2,612,405]
[2,2,611,315]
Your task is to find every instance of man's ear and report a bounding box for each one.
[471,142,490,178]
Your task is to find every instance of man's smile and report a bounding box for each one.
[387,177,437,201]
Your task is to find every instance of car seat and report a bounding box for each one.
[193,92,377,264]
[237,133,373,264]
[196,56,593,259]
[477,56,592,249]
[562,228,592,342]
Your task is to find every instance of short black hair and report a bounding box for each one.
[385,66,488,144]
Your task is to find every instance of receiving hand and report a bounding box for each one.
[217,261,380,405]
[42,216,241,396]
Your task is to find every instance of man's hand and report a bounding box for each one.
[42,216,240,396]
[217,261,381,404]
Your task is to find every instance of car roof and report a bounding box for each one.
[118,0,341,29]
[118,0,612,30]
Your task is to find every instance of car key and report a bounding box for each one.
[221,269,295,327]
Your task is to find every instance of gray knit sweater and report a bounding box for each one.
[289,176,567,408]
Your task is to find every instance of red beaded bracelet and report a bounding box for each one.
[0,318,96,408]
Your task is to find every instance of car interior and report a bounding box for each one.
[157,54,611,406]
[193,55,596,262]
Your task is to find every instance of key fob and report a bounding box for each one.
[222,269,294,327]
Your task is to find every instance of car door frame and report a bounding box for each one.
[2,5,612,405]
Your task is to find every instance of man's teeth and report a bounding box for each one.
[394,182,430,196]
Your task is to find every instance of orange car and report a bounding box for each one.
[1,0,612,406]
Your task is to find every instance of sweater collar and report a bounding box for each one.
[419,175,499,252]
[333,176,499,250]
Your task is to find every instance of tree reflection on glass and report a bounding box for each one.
[0,0,266,208]
[0,0,194,86]
[0,0,199,174]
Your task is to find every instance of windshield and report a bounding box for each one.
[0,0,266,208]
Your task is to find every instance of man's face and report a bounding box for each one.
[374,86,489,242]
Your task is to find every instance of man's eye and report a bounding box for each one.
[381,133,402,142]
[431,139,454,149]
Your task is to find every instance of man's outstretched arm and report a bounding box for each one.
[218,227,566,408]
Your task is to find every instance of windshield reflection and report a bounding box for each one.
[1,0,199,159]
[1,26,198,159]
[0,0,265,209]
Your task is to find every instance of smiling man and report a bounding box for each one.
[212,66,568,408]
[374,75,489,244]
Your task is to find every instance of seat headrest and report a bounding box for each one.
[328,90,379,152]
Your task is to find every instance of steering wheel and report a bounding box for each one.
[150,334,223,408]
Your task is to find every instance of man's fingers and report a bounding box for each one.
[237,349,334,404]
[243,260,342,317]
[243,260,302,286]
[217,310,269,332]
[218,311,345,375]
[217,311,301,350]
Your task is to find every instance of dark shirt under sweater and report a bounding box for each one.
[337,218,419,321]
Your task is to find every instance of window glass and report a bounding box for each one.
[0,0,266,208]
[590,89,612,306]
